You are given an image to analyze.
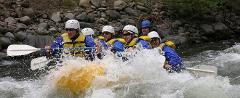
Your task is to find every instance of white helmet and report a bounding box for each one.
[65,19,80,30]
[81,28,94,35]
[102,25,114,34]
[148,31,161,41]
[123,25,138,35]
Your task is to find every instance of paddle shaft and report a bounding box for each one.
[186,67,216,73]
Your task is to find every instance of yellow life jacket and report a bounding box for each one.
[126,38,138,47]
[158,40,176,50]
[158,43,166,50]
[61,33,86,57]
[165,40,176,49]
[107,38,126,45]
[139,36,151,42]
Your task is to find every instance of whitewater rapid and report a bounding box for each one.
[1,44,240,98]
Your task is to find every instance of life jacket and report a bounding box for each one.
[158,40,176,50]
[126,38,138,48]
[125,36,151,48]
[61,33,86,57]
[138,36,151,42]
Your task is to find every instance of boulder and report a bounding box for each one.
[213,22,228,31]
[75,12,88,21]
[51,12,61,23]
[4,17,16,25]
[0,37,11,48]
[136,5,148,11]
[37,23,49,35]
[22,8,34,17]
[19,16,31,24]
[4,32,15,40]
[114,0,127,10]
[16,23,27,31]
[91,0,102,8]
[200,24,214,33]
[15,31,27,41]
[64,12,75,20]
[79,0,91,8]
[124,7,138,16]
[0,52,6,60]
[106,10,120,20]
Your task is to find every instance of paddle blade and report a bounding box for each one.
[7,45,40,56]
[31,56,49,70]
[187,65,218,77]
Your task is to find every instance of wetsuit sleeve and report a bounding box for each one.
[50,36,64,57]
[163,46,183,71]
[112,41,125,52]
[84,35,96,61]
[85,35,96,47]
[138,39,151,49]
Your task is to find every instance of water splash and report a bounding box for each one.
[0,47,240,98]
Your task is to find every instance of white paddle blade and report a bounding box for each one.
[7,45,40,56]
[187,65,218,77]
[31,56,49,70]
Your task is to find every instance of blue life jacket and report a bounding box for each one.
[162,45,183,72]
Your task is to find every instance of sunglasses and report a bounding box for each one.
[150,38,160,41]
[122,33,133,36]
[102,32,112,35]
[66,28,77,31]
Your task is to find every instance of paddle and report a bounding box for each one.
[7,44,96,70]
[7,44,95,57]
[7,44,42,56]
[186,65,218,77]
[31,56,49,70]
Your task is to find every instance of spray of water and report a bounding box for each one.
[0,47,240,98]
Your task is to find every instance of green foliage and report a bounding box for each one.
[162,0,223,19]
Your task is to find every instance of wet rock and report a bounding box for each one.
[0,0,5,3]
[114,0,127,10]
[26,35,54,48]
[15,31,27,41]
[16,23,27,31]
[200,24,214,33]
[136,5,148,11]
[91,0,102,8]
[19,16,31,24]
[120,18,135,25]
[0,26,8,34]
[0,52,6,60]
[79,22,93,28]
[64,12,75,20]
[162,35,187,45]
[96,18,108,24]
[4,32,14,39]
[124,7,138,16]
[0,37,11,48]
[76,12,88,21]
[178,27,185,34]
[4,17,16,25]
[22,8,34,17]
[51,12,61,23]
[79,0,91,8]
[172,20,182,28]
[15,5,22,17]
[37,23,49,35]
[106,10,120,20]
[41,13,49,19]
[213,22,228,31]
[87,13,95,23]
[98,8,107,11]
